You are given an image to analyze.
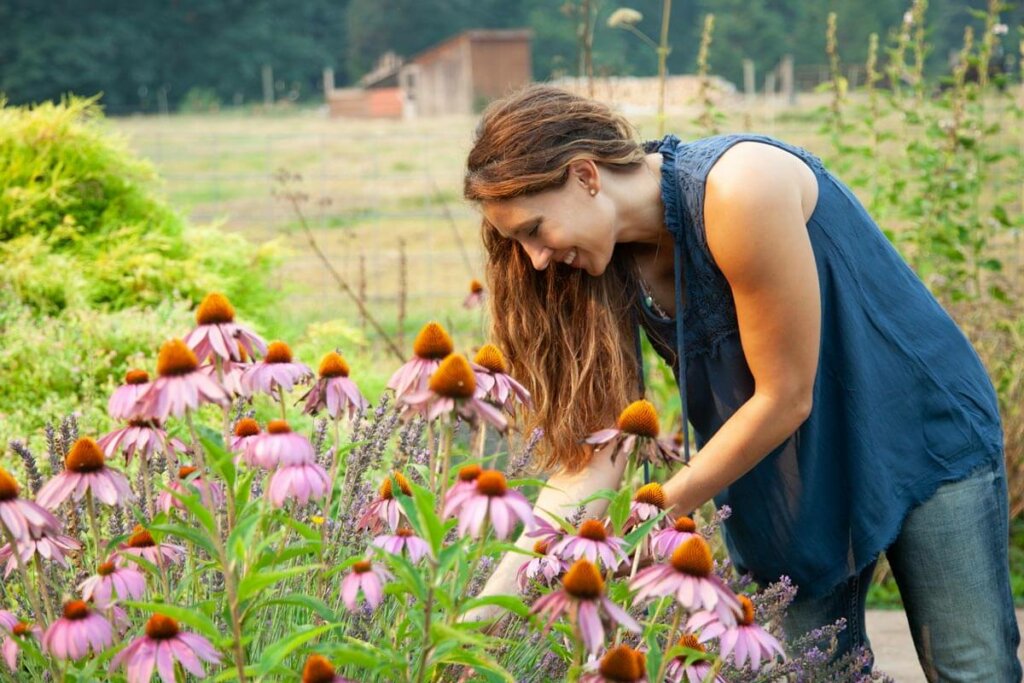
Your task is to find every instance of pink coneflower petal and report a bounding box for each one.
[341,560,392,611]
[44,602,112,661]
[111,613,221,682]
[268,463,330,507]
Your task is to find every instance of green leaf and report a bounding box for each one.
[253,593,337,622]
[608,486,633,536]
[149,521,216,556]
[461,594,530,618]
[165,481,218,536]
[253,623,345,675]
[238,564,321,603]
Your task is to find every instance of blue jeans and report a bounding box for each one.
[783,457,1022,682]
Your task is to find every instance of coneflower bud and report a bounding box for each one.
[562,559,604,599]
[302,654,338,683]
[396,527,415,538]
[62,600,90,620]
[634,482,665,508]
[669,536,713,577]
[97,561,116,576]
[264,341,294,364]
[473,344,507,374]
[474,471,508,497]
[353,560,372,574]
[617,400,660,438]
[65,438,106,473]
[469,279,484,295]
[378,472,412,499]
[267,420,291,434]
[0,467,20,500]
[128,525,156,548]
[124,369,150,385]
[145,614,180,640]
[195,292,236,325]
[428,354,476,399]
[12,623,30,637]
[318,351,350,378]
[673,516,697,533]
[156,339,199,377]
[737,594,756,626]
[233,418,260,438]
[533,540,549,555]
[598,645,646,681]
[178,466,198,479]
[577,519,608,541]
[458,464,482,482]
[412,322,453,360]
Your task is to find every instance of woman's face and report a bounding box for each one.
[482,170,615,277]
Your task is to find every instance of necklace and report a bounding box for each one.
[639,276,670,319]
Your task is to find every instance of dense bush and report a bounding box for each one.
[0,96,278,447]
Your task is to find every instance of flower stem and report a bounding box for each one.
[654,608,684,682]
[0,523,46,625]
[32,554,55,624]
[437,420,454,507]
[277,385,288,422]
[85,489,103,561]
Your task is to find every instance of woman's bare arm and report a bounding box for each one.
[468,443,629,620]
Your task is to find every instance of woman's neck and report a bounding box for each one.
[609,153,668,247]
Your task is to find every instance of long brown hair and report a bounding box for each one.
[464,85,647,473]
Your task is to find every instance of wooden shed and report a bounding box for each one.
[400,29,532,117]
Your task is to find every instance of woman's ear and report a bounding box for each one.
[568,159,600,195]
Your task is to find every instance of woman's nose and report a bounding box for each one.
[524,243,552,271]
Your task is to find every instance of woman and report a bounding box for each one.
[464,85,1020,681]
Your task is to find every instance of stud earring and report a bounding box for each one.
[589,188,597,197]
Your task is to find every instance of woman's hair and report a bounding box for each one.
[464,85,647,473]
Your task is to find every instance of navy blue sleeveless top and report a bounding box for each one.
[639,134,1003,599]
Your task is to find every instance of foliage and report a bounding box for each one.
[1,0,1021,112]
[0,96,279,447]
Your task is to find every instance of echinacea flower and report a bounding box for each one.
[585,400,683,467]
[626,482,668,532]
[157,466,225,513]
[580,644,648,682]
[98,419,187,466]
[242,340,313,396]
[0,466,62,541]
[551,519,629,570]
[341,559,392,611]
[36,437,135,509]
[651,516,699,559]
[517,539,569,590]
[463,279,486,309]
[664,634,727,683]
[110,613,221,682]
[444,464,482,504]
[116,525,185,567]
[530,558,640,656]
[230,417,261,464]
[43,600,112,661]
[1,619,41,671]
[134,339,230,421]
[0,526,81,577]
[442,469,533,539]
[387,321,453,399]
[373,526,431,562]
[301,654,359,683]
[630,536,742,627]
[471,344,531,412]
[357,473,413,533]
[401,354,508,431]
[248,420,316,469]
[688,595,786,671]
[268,459,330,508]
[184,292,267,364]
[300,351,368,421]
[79,560,147,608]
[108,369,153,420]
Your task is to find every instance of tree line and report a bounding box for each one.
[0,0,1020,114]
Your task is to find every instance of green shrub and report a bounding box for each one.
[0,95,280,448]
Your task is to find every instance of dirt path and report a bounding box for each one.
[867,608,1024,681]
